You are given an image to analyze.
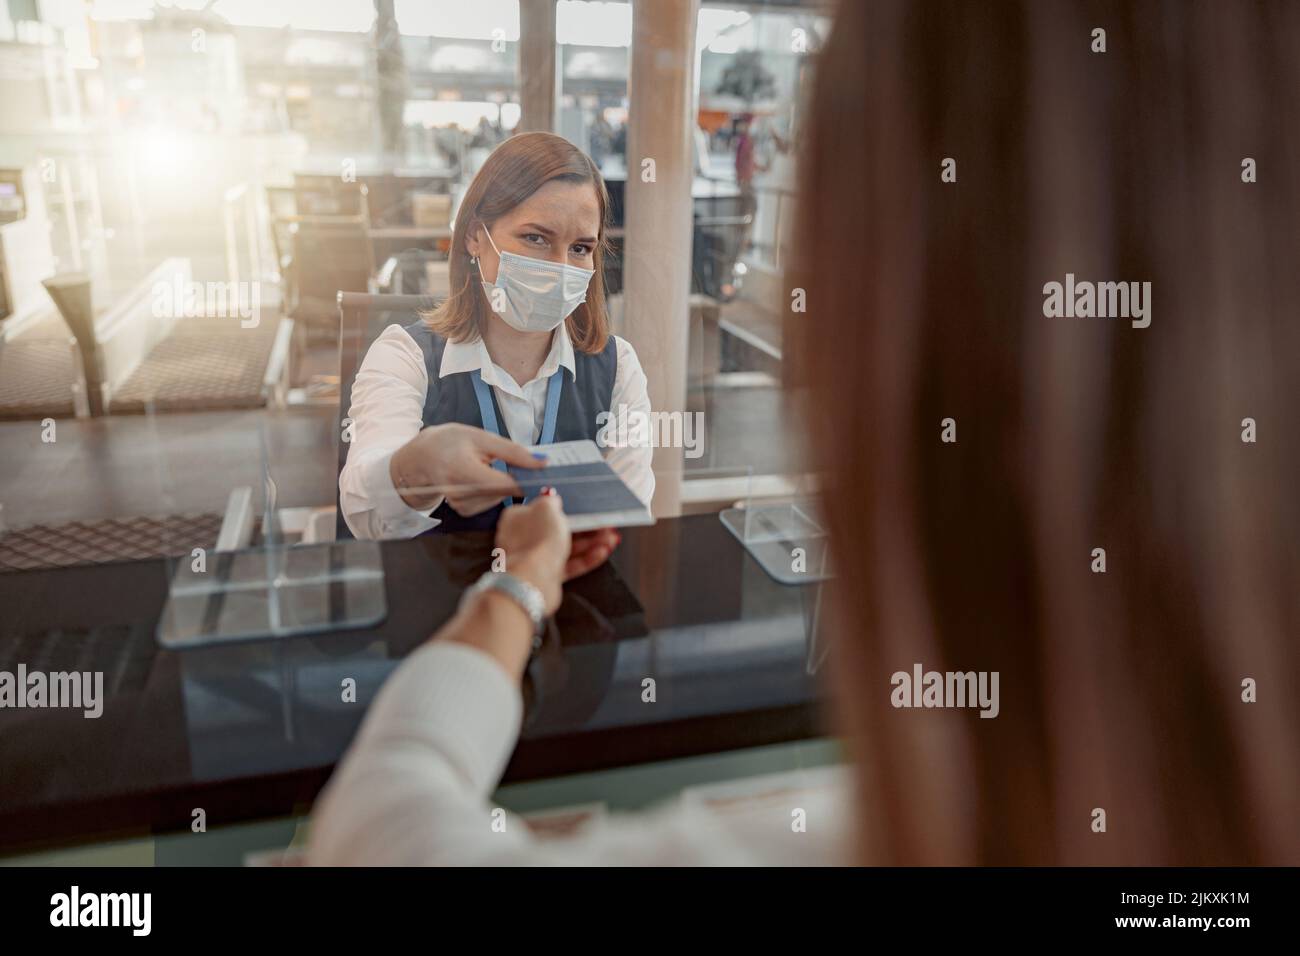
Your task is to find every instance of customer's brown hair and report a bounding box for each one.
[425,131,611,353]
[792,0,1300,864]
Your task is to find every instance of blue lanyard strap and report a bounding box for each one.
[538,366,563,445]
[470,367,564,508]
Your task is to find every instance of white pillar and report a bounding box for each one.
[518,0,559,133]
[623,0,699,517]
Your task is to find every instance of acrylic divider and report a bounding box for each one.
[154,406,386,649]
[716,468,831,673]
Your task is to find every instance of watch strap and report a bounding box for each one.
[462,571,547,645]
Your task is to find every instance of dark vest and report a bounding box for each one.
[405,320,618,533]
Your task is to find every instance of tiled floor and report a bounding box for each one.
[0,407,337,531]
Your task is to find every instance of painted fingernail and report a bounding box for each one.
[532,452,548,460]
[541,485,555,496]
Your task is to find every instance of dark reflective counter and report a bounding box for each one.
[0,514,827,855]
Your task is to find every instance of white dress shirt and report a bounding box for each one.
[307,640,853,865]
[340,323,655,539]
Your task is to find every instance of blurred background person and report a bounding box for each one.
[587,112,616,169]
[732,112,767,256]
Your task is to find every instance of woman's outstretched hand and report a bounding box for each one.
[493,492,622,613]
[493,489,570,613]
[390,422,544,516]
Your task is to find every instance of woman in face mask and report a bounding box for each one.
[339,132,653,560]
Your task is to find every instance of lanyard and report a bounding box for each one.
[470,367,563,508]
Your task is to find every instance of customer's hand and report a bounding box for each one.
[494,490,571,614]
[390,423,544,516]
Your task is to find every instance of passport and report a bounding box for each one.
[506,440,653,531]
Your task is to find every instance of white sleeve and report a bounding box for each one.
[306,640,849,866]
[606,335,656,508]
[338,324,443,540]
[306,642,526,866]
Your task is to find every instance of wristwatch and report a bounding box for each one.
[460,571,548,649]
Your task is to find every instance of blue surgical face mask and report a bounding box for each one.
[477,226,595,334]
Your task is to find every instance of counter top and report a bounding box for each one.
[0,514,826,855]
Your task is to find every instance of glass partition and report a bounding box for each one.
[0,0,831,624]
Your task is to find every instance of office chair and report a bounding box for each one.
[286,178,376,345]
